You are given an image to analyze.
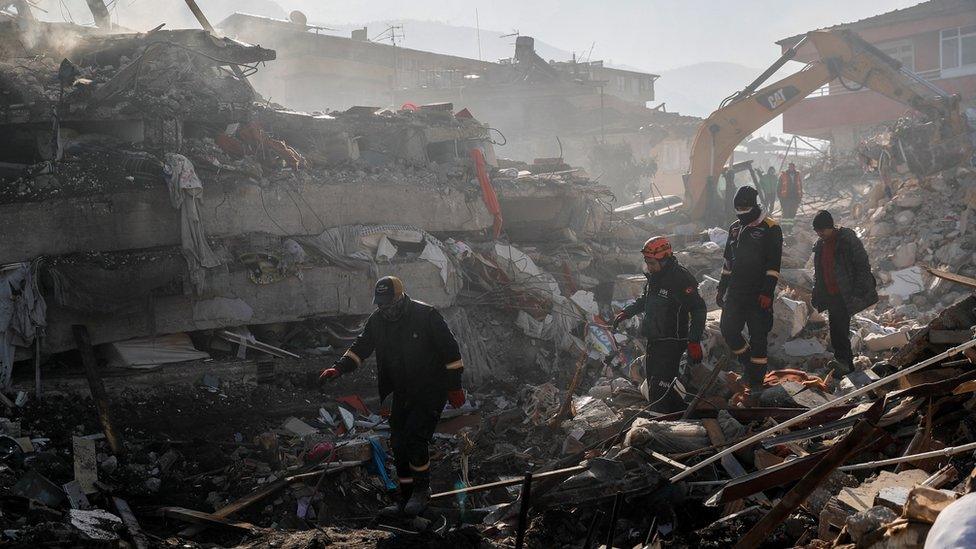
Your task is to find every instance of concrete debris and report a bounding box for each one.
[0,3,975,548]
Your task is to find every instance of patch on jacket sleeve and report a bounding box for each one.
[685,286,695,294]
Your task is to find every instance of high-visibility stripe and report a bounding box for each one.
[445,360,464,370]
[399,477,414,484]
[765,270,780,278]
[751,357,768,365]
[343,350,362,367]
[409,462,430,472]
[721,269,732,275]
[732,344,750,355]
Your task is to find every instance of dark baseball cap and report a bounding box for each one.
[373,276,404,306]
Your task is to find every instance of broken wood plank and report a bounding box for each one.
[112,497,149,549]
[72,325,123,455]
[734,399,884,549]
[430,465,587,501]
[161,506,262,534]
[702,418,769,515]
[925,267,976,290]
[177,472,297,537]
[921,464,958,488]
[672,338,976,483]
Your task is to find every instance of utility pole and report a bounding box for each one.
[373,25,404,106]
[475,9,482,61]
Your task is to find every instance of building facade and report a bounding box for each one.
[217,13,697,198]
[776,0,976,152]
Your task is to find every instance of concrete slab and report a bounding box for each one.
[0,180,493,264]
[42,260,459,352]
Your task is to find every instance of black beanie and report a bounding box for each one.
[812,210,834,230]
[733,186,759,209]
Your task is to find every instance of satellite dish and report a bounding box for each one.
[289,10,308,26]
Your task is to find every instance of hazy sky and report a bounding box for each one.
[285,0,922,72]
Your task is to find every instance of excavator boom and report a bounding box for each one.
[684,29,967,223]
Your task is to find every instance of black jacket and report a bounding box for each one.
[341,296,463,403]
[719,216,783,298]
[623,258,707,342]
[812,227,878,314]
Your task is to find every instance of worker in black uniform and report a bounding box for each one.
[319,276,465,517]
[613,236,707,412]
[717,186,783,404]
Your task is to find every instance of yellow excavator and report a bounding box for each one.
[684,29,972,224]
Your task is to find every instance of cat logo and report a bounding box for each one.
[756,85,800,111]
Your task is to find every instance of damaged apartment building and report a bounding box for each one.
[217,12,701,199]
[6,1,976,548]
[0,15,617,372]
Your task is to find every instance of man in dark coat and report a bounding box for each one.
[320,276,465,517]
[811,210,878,372]
[613,236,707,412]
[718,186,783,404]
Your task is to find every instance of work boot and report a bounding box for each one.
[403,482,430,516]
[828,358,853,376]
[379,483,413,518]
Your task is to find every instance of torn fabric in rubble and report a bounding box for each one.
[0,262,46,388]
[299,224,458,287]
[164,153,221,294]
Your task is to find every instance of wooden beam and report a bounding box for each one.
[926,267,976,290]
[161,507,262,534]
[671,338,976,483]
[735,399,884,549]
[72,325,122,455]
[112,497,149,549]
[703,418,769,515]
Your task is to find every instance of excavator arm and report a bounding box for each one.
[685,29,966,222]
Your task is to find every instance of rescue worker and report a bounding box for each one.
[760,166,778,213]
[778,162,803,235]
[319,276,465,517]
[811,210,878,373]
[612,236,707,412]
[717,186,783,404]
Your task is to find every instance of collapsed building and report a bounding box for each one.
[217,13,701,199]
[3,3,976,549]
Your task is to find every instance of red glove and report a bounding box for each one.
[758,294,773,310]
[612,311,628,330]
[687,342,703,362]
[319,368,341,382]
[448,389,465,409]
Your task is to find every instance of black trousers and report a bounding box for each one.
[389,395,445,486]
[781,197,800,218]
[826,295,853,366]
[643,339,687,412]
[720,294,773,386]
[642,339,686,381]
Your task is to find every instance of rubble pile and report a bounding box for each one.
[2,8,976,549]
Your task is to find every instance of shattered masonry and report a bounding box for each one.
[2,2,976,549]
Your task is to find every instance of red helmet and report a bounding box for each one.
[642,236,672,260]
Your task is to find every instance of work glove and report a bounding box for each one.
[611,311,628,330]
[318,367,341,383]
[448,389,466,409]
[687,341,703,363]
[716,291,725,309]
[758,294,773,311]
